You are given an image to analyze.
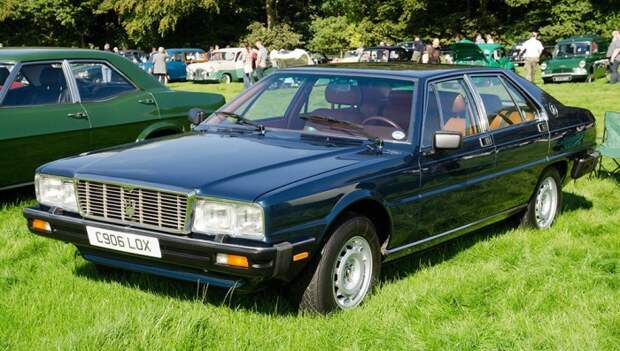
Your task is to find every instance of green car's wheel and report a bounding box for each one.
[294,214,381,314]
[219,74,232,84]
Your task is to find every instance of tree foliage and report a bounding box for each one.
[241,22,303,50]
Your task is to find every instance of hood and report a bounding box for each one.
[40,132,386,202]
[187,61,223,71]
[545,57,584,72]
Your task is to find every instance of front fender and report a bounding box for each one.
[319,189,393,244]
[136,121,185,142]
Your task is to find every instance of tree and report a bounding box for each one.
[241,22,302,50]
[307,16,352,55]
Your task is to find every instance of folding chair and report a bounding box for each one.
[597,111,620,177]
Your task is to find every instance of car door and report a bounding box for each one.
[416,77,497,240]
[167,52,188,81]
[0,61,90,188]
[67,61,160,151]
[468,74,549,210]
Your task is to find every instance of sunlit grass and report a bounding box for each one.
[1,73,619,350]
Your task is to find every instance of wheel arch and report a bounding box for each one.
[136,121,184,142]
[320,191,393,251]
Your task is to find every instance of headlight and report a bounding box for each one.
[35,174,78,212]
[540,62,547,70]
[192,199,264,238]
[579,60,586,68]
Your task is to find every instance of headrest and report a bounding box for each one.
[480,93,503,116]
[437,91,458,113]
[40,67,65,87]
[325,82,361,105]
[0,68,9,83]
[452,94,466,113]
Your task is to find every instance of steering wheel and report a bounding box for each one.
[362,116,402,129]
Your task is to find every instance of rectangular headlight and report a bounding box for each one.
[35,174,79,213]
[192,199,264,239]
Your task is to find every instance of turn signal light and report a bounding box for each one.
[293,252,309,262]
[216,253,249,268]
[32,219,51,232]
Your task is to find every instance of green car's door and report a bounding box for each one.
[0,61,90,189]
[68,61,160,151]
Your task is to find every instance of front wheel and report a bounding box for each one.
[521,168,562,229]
[219,74,231,84]
[294,215,381,314]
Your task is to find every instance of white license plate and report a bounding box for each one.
[553,76,571,82]
[86,226,162,258]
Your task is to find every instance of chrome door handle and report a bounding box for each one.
[67,112,88,119]
[479,135,493,147]
[138,98,156,105]
[537,122,548,133]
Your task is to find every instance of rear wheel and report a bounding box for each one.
[521,168,562,229]
[294,215,381,314]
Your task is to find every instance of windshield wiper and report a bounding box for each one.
[300,114,384,153]
[215,111,266,135]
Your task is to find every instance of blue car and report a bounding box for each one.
[138,48,205,81]
[25,64,598,313]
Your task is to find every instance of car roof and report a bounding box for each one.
[280,62,500,79]
[0,47,122,63]
[558,35,606,44]
[166,48,205,54]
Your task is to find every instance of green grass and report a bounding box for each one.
[1,73,619,350]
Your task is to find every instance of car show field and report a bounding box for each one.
[1,71,619,350]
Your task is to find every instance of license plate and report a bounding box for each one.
[86,226,162,258]
[553,76,571,82]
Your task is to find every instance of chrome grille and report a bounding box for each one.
[76,180,189,233]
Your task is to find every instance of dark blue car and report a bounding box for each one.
[24,63,598,313]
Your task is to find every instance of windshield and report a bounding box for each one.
[555,42,591,57]
[211,51,237,61]
[0,64,14,90]
[204,73,416,142]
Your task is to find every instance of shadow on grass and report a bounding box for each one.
[72,191,593,315]
[0,186,35,208]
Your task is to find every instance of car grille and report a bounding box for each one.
[552,67,573,74]
[76,180,189,234]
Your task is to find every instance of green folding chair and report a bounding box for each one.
[598,111,620,176]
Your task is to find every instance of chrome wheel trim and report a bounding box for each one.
[332,235,373,309]
[534,176,558,228]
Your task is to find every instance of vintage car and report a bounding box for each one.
[139,48,205,81]
[0,48,224,190]
[186,48,245,83]
[25,63,598,313]
[541,35,609,83]
[453,40,515,71]
[359,46,413,62]
[119,50,147,64]
[508,42,554,66]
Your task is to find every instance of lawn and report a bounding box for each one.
[1,71,619,350]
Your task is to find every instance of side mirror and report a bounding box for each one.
[433,131,462,150]
[188,108,206,125]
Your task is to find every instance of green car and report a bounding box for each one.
[541,35,609,83]
[0,48,225,190]
[452,40,516,71]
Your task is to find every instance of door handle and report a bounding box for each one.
[67,112,88,119]
[138,98,156,105]
[537,121,548,133]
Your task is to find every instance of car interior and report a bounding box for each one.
[3,64,71,106]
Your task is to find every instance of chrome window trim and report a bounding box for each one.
[74,177,196,235]
[0,61,19,105]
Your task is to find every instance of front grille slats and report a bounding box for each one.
[76,180,189,233]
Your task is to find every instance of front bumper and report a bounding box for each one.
[23,206,315,291]
[542,72,588,82]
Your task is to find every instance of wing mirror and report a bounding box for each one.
[187,108,207,126]
[433,131,462,150]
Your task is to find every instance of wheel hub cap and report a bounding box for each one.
[534,177,558,228]
[332,236,373,309]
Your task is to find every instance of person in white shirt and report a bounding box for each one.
[520,32,544,82]
[607,30,620,84]
[241,43,255,89]
[255,41,269,80]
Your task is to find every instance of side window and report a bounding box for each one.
[501,77,538,121]
[2,63,70,106]
[470,76,523,130]
[423,78,480,146]
[0,64,14,90]
[70,62,135,102]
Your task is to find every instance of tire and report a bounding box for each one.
[521,168,562,229]
[219,74,231,84]
[293,214,381,314]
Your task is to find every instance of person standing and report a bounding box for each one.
[520,32,544,82]
[475,34,485,44]
[242,43,254,89]
[255,40,269,80]
[152,47,168,84]
[607,30,620,84]
[486,34,495,44]
[411,36,424,63]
